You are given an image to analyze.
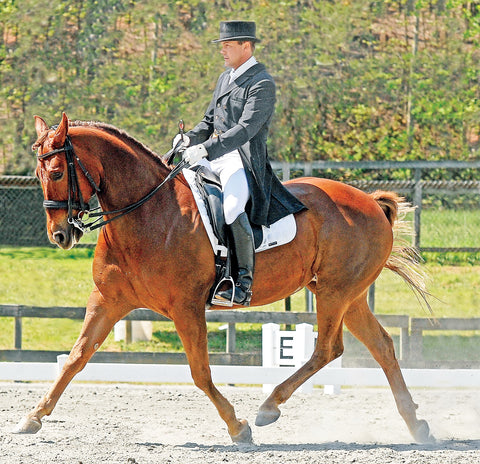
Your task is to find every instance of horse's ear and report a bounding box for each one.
[34,116,49,137]
[52,112,69,148]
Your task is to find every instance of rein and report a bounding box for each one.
[37,131,187,233]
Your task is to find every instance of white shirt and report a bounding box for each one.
[229,56,258,84]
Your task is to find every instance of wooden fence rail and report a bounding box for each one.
[409,317,480,368]
[1,305,479,368]
[1,305,407,364]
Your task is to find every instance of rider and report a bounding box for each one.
[174,20,306,306]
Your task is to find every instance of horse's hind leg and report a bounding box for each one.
[256,290,346,427]
[344,295,434,443]
[174,310,252,443]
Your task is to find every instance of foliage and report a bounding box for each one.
[0,0,479,174]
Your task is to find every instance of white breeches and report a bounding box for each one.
[205,150,250,225]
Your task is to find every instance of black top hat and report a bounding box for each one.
[212,21,260,43]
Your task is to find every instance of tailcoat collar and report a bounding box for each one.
[216,63,266,100]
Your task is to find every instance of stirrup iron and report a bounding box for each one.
[211,275,235,307]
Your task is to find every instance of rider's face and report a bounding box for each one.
[220,41,252,70]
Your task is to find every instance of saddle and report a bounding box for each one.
[191,165,263,249]
[190,165,260,307]
[184,164,297,307]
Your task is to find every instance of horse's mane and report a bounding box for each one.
[69,120,167,166]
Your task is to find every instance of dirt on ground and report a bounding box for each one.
[0,382,478,463]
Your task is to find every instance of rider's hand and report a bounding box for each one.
[172,134,190,150]
[182,144,208,165]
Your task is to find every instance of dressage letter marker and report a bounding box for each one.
[262,323,341,394]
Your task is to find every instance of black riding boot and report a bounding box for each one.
[215,212,255,306]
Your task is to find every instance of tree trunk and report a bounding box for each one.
[406,14,419,152]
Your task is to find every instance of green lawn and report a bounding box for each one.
[0,247,95,307]
[421,208,480,248]
[0,245,479,360]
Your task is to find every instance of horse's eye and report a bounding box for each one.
[51,171,64,181]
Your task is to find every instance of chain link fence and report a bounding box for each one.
[2,161,480,251]
[274,160,480,255]
[0,176,51,246]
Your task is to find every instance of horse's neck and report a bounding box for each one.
[95,136,173,210]
[88,134,203,269]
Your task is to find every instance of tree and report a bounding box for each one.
[0,0,478,174]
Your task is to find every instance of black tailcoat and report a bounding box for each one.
[186,63,306,227]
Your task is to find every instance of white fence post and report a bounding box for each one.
[294,323,315,393]
[57,354,68,375]
[323,356,342,395]
[262,322,342,394]
[262,323,280,393]
[262,323,317,394]
[114,321,152,342]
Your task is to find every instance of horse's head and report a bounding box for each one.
[34,113,101,249]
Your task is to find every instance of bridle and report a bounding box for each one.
[36,128,188,233]
[37,134,101,232]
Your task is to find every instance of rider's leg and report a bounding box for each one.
[216,211,255,305]
[210,153,255,305]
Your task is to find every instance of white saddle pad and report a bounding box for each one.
[182,167,297,257]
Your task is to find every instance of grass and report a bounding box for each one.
[0,243,479,361]
[375,265,480,318]
[0,247,95,307]
[421,208,480,248]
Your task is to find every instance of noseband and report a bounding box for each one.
[37,134,101,232]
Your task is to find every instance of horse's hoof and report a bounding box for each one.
[255,405,281,427]
[230,419,253,444]
[12,416,42,434]
[412,419,435,444]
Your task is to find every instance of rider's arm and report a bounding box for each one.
[202,77,275,161]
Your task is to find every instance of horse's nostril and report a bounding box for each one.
[53,231,66,245]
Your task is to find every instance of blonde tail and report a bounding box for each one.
[371,191,432,314]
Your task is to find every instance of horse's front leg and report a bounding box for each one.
[13,289,128,434]
[174,308,252,444]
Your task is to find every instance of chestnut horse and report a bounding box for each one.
[15,113,432,443]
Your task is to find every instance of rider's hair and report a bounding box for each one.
[237,40,255,53]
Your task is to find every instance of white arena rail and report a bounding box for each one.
[1,356,479,388]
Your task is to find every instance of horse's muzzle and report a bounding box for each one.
[51,225,83,250]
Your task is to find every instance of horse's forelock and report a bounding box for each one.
[32,131,49,152]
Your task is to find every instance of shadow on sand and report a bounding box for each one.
[135,439,480,453]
